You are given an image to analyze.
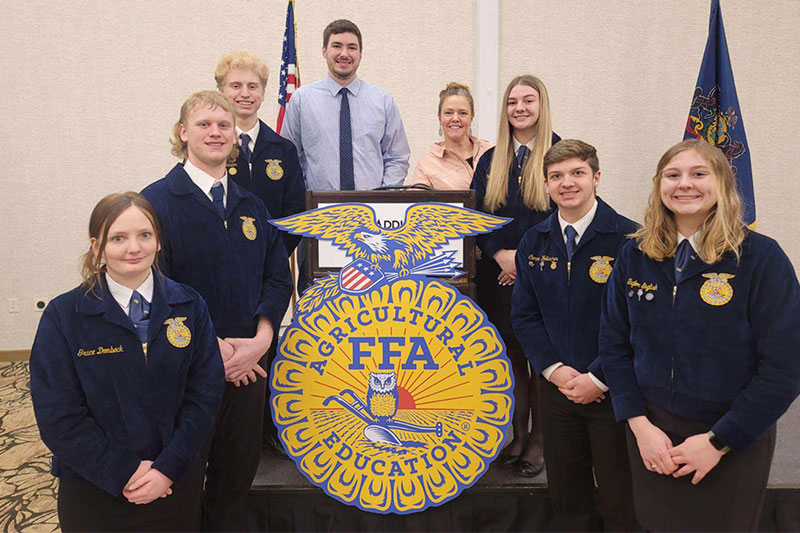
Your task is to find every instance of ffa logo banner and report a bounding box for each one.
[270,203,514,514]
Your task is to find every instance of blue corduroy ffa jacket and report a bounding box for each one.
[600,231,800,452]
[142,164,293,339]
[511,198,638,382]
[30,273,224,497]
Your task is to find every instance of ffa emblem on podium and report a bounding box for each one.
[270,203,514,514]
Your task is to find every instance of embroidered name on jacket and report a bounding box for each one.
[627,278,658,301]
[77,345,124,357]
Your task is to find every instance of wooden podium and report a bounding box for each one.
[304,189,477,299]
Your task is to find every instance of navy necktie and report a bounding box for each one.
[339,88,355,191]
[515,145,530,182]
[565,225,578,261]
[129,290,150,343]
[674,239,692,283]
[240,133,252,163]
[211,182,225,220]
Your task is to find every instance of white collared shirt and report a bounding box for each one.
[557,199,598,246]
[105,271,154,316]
[236,122,260,153]
[512,135,536,154]
[542,198,607,392]
[678,231,699,251]
[184,160,228,207]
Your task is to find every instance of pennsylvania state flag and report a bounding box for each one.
[684,0,755,225]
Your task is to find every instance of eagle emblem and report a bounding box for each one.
[272,203,508,310]
[588,256,614,284]
[265,159,284,181]
[164,317,191,348]
[700,273,734,306]
[240,216,257,241]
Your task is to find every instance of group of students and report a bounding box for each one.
[27,15,800,533]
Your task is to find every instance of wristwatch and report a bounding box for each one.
[707,431,731,454]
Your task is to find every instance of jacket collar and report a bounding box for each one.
[165,163,245,220]
[251,119,286,157]
[76,271,194,341]
[534,197,619,254]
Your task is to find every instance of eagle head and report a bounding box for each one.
[355,231,389,254]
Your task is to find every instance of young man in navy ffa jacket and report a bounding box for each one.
[216,50,305,255]
[141,91,293,532]
[511,140,639,531]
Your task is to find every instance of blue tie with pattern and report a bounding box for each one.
[674,239,692,283]
[211,182,225,220]
[565,225,578,261]
[339,88,355,190]
[240,133,252,163]
[515,145,530,182]
[129,290,150,343]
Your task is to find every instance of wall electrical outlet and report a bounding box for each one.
[8,298,19,313]
[34,298,48,312]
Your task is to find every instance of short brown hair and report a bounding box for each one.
[81,192,162,296]
[323,19,362,50]
[170,90,238,164]
[544,139,600,176]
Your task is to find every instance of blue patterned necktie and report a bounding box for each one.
[211,182,225,220]
[240,133,252,163]
[339,88,355,191]
[674,239,692,283]
[129,290,150,343]
[565,225,578,261]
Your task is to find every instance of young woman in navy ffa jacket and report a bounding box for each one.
[141,91,293,532]
[511,140,639,530]
[471,75,560,477]
[600,139,800,531]
[30,192,224,532]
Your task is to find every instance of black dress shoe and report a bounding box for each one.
[497,453,520,467]
[516,458,545,477]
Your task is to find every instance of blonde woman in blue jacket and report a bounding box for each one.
[600,139,800,531]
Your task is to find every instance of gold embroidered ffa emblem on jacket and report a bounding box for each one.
[700,273,734,306]
[588,256,614,284]
[164,317,191,348]
[240,216,257,240]
[265,159,284,181]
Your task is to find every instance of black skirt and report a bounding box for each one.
[626,402,775,532]
[475,258,519,350]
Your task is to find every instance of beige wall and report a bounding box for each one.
[1,0,798,349]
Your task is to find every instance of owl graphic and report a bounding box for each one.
[366,371,398,422]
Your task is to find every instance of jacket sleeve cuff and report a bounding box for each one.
[611,392,647,423]
[256,303,283,334]
[541,362,563,381]
[711,412,759,453]
[587,357,606,385]
[152,448,188,484]
[587,372,609,392]
[100,452,142,496]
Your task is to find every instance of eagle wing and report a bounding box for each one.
[388,203,509,267]
[270,204,383,259]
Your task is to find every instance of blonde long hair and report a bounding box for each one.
[484,75,553,213]
[633,139,746,264]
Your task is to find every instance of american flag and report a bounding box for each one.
[276,0,299,134]
[339,259,385,294]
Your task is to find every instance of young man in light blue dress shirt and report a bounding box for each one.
[281,19,411,191]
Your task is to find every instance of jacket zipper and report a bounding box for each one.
[142,342,148,366]
[669,285,677,394]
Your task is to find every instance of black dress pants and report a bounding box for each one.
[627,402,775,532]
[539,378,639,531]
[202,369,267,532]
[58,455,205,532]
